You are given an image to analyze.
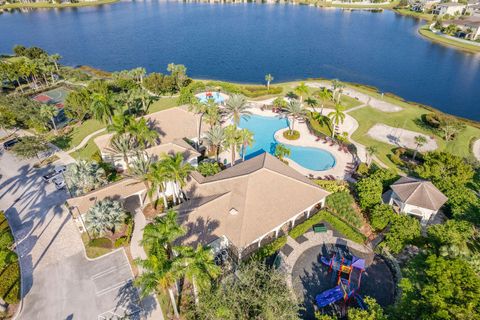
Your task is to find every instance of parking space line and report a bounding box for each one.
[96,279,132,296]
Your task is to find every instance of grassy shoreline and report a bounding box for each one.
[392,7,434,21]
[0,0,118,9]
[418,24,480,54]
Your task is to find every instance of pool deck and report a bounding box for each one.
[249,107,354,179]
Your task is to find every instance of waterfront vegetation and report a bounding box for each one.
[2,45,480,318]
[418,25,480,54]
[0,0,118,9]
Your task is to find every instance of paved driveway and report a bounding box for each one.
[0,150,139,319]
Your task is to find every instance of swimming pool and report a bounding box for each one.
[195,92,225,104]
[239,114,336,171]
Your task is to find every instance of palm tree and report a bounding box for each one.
[130,87,154,114]
[90,91,116,124]
[204,103,221,129]
[265,74,274,90]
[366,145,378,166]
[224,125,240,166]
[107,113,134,135]
[161,153,193,204]
[129,152,153,206]
[305,97,318,112]
[238,128,254,162]
[49,54,62,72]
[204,125,226,162]
[188,99,208,148]
[327,104,346,138]
[64,160,106,196]
[85,199,127,237]
[40,104,58,134]
[331,79,346,103]
[284,99,307,135]
[224,94,252,126]
[149,161,170,209]
[294,82,309,103]
[274,143,291,161]
[108,133,136,171]
[176,245,222,305]
[141,210,185,259]
[315,87,333,115]
[413,135,428,160]
[135,253,181,319]
[128,118,159,149]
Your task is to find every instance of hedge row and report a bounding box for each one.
[204,80,283,98]
[289,210,366,244]
[250,236,287,261]
[0,211,20,304]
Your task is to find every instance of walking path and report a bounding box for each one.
[130,209,165,320]
[473,139,480,162]
[306,81,403,112]
[66,127,106,154]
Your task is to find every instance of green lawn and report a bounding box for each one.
[349,105,480,169]
[393,8,434,21]
[418,25,480,53]
[68,97,178,160]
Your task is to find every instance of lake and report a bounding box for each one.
[2,1,480,120]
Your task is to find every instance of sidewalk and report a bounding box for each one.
[131,209,165,320]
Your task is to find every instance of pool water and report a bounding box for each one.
[239,114,336,171]
[196,92,225,104]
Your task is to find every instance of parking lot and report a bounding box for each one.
[0,148,140,319]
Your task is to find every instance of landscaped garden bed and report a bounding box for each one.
[282,129,300,140]
[0,211,21,317]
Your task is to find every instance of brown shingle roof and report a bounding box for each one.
[66,178,145,216]
[390,176,448,211]
[177,153,330,249]
[94,106,203,153]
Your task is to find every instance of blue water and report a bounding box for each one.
[2,2,480,120]
[239,114,336,171]
[196,91,225,104]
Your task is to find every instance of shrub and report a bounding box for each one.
[313,180,349,193]
[289,212,325,239]
[319,211,366,243]
[0,262,20,304]
[89,237,113,248]
[197,162,221,177]
[369,204,395,231]
[356,177,383,211]
[114,236,128,248]
[0,230,14,249]
[356,163,369,176]
[250,236,287,261]
[307,112,332,137]
[283,130,300,140]
[325,191,362,228]
[383,214,421,254]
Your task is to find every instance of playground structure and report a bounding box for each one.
[315,253,366,309]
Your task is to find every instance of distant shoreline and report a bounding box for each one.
[0,0,118,10]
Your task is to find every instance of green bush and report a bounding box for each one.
[204,81,282,98]
[356,163,369,176]
[383,214,421,254]
[369,204,395,231]
[197,162,221,177]
[0,261,20,304]
[250,236,287,261]
[356,176,383,211]
[4,280,20,304]
[313,180,349,193]
[326,192,363,228]
[0,250,17,271]
[289,212,325,239]
[89,237,113,248]
[114,236,128,248]
[0,230,14,249]
[319,211,366,243]
[283,130,300,140]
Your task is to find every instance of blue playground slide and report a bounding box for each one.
[354,294,366,310]
[320,256,331,266]
[315,286,344,308]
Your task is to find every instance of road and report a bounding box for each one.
[0,149,141,319]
